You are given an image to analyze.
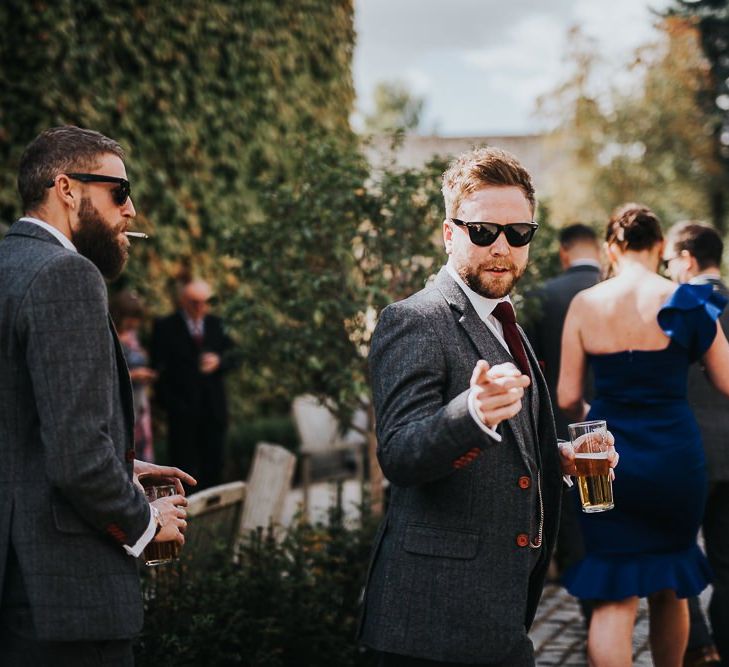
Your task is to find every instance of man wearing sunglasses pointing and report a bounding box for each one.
[359,147,616,666]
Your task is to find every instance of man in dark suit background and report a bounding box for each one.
[664,222,729,667]
[526,224,601,439]
[0,126,191,666]
[152,279,236,490]
[359,147,616,666]
[524,224,601,596]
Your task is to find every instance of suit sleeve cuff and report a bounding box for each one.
[123,509,156,558]
[467,386,502,442]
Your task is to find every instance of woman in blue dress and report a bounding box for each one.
[557,204,729,667]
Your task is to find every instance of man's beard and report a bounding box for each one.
[71,197,128,280]
[459,260,526,299]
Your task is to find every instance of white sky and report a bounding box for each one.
[353,0,675,136]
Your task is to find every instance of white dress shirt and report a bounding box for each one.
[19,216,76,251]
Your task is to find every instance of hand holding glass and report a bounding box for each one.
[143,483,182,566]
[568,419,614,513]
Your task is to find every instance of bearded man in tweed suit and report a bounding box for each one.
[0,126,194,666]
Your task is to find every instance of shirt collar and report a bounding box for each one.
[690,272,722,284]
[445,260,512,323]
[19,216,76,252]
[182,312,204,333]
[568,258,601,269]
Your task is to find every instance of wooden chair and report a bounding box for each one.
[183,442,295,565]
[291,394,367,519]
[238,442,296,540]
[184,480,246,565]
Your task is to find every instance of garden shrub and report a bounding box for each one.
[136,506,379,666]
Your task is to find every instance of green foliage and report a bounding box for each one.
[667,0,729,162]
[363,81,425,134]
[0,0,356,305]
[666,0,729,228]
[227,415,299,481]
[135,509,379,667]
[538,20,729,230]
[0,0,368,419]
[218,133,448,420]
[0,0,564,426]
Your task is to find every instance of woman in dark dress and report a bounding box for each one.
[557,204,729,667]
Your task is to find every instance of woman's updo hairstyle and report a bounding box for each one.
[605,203,663,251]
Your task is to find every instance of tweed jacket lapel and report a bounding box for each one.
[107,315,135,442]
[434,268,512,365]
[434,268,537,467]
[9,221,136,447]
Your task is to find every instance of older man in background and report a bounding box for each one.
[152,279,237,490]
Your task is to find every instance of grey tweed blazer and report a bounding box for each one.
[359,268,561,663]
[0,220,151,641]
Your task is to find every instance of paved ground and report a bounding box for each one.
[532,578,712,665]
[531,583,655,665]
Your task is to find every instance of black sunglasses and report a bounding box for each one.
[46,173,131,206]
[449,218,539,248]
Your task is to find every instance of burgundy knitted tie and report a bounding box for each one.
[491,302,531,379]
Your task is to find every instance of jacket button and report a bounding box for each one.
[516,533,529,547]
[518,475,531,489]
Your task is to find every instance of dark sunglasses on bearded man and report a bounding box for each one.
[448,218,539,248]
[46,173,131,207]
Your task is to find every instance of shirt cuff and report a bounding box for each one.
[467,386,502,442]
[123,508,156,558]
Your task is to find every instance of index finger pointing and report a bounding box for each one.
[470,360,491,387]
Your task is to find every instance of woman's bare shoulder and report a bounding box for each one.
[573,278,616,305]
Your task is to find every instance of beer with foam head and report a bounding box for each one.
[568,420,614,513]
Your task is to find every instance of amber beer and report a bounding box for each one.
[142,483,181,566]
[574,452,614,512]
[568,419,614,513]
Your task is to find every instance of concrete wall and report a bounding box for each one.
[363,133,559,196]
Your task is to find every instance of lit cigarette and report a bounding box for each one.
[124,232,149,239]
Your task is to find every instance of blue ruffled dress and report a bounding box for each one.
[563,283,727,600]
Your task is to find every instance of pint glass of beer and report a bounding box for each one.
[142,482,181,566]
[568,419,614,513]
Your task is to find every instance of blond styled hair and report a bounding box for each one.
[441,146,536,219]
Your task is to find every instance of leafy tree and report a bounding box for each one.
[0,1,564,513]
[666,0,729,228]
[363,81,425,134]
[0,0,356,306]
[0,0,359,415]
[538,19,729,230]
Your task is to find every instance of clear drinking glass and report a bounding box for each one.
[142,483,181,566]
[568,419,614,513]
